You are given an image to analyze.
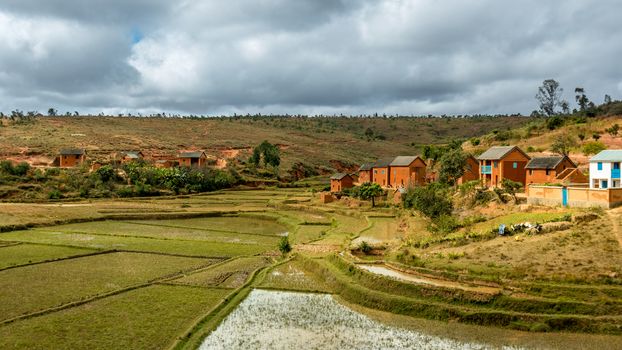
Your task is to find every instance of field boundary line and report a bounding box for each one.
[0,241,23,248]
[0,249,114,272]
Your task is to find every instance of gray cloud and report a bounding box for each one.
[0,0,621,115]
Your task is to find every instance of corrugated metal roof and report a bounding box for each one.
[525,156,564,170]
[330,173,351,180]
[477,146,523,160]
[123,151,143,159]
[589,150,622,162]
[179,151,205,158]
[60,149,85,155]
[390,156,423,167]
[358,163,373,171]
[372,157,395,168]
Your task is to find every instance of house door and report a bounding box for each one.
[562,187,568,207]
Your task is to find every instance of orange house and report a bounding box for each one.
[371,158,393,187]
[358,163,373,184]
[525,156,578,185]
[389,156,426,188]
[477,146,530,188]
[59,149,86,168]
[457,155,480,185]
[330,173,355,193]
[178,151,207,167]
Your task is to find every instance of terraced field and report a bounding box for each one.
[1,188,621,349]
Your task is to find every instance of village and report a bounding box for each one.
[328,146,622,209]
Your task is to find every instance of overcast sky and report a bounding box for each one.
[0,0,621,116]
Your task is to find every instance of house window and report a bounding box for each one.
[545,169,550,176]
[602,180,609,189]
[614,180,621,188]
[493,161,498,168]
[381,170,385,174]
[615,163,621,170]
[598,162,603,171]
[374,170,377,174]
[513,162,517,169]
[593,179,600,188]
[529,170,533,175]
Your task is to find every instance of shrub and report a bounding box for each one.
[12,162,30,176]
[45,167,60,176]
[501,178,523,200]
[402,183,452,218]
[429,214,462,234]
[582,141,606,155]
[94,165,115,183]
[470,138,480,146]
[359,241,372,254]
[546,116,564,130]
[278,236,292,254]
[48,189,62,200]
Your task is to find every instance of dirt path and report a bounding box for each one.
[606,208,622,249]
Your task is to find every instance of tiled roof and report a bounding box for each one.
[372,158,394,168]
[358,163,373,171]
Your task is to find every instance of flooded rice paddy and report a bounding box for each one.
[200,289,520,350]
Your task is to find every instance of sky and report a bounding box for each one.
[0,0,621,116]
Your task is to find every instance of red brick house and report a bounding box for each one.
[330,173,355,193]
[389,156,426,188]
[357,163,373,184]
[59,149,86,168]
[477,146,530,187]
[525,155,579,185]
[178,151,207,167]
[371,158,393,187]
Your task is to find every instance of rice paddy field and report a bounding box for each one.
[1,187,622,349]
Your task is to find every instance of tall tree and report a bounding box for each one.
[358,182,384,207]
[535,79,564,117]
[575,87,591,111]
[604,94,613,105]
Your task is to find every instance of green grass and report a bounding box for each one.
[129,216,288,235]
[0,252,216,321]
[42,220,282,245]
[0,243,94,269]
[0,229,273,257]
[0,285,229,350]
[174,256,272,288]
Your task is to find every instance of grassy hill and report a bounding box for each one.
[0,116,529,172]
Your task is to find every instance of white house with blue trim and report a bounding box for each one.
[589,150,622,189]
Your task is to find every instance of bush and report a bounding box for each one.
[402,183,452,218]
[12,162,30,176]
[48,189,62,200]
[429,214,461,234]
[94,165,115,183]
[278,236,292,254]
[546,116,564,130]
[359,241,372,254]
[582,141,606,155]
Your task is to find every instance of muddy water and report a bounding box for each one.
[357,264,500,294]
[199,290,519,350]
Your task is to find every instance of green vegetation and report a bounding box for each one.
[0,252,214,321]
[0,285,229,350]
[174,257,271,288]
[0,244,93,270]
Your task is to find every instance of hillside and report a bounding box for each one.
[0,116,529,172]
[464,113,622,171]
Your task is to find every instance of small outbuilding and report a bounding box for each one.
[120,151,144,163]
[178,151,207,168]
[59,149,86,168]
[330,173,355,193]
